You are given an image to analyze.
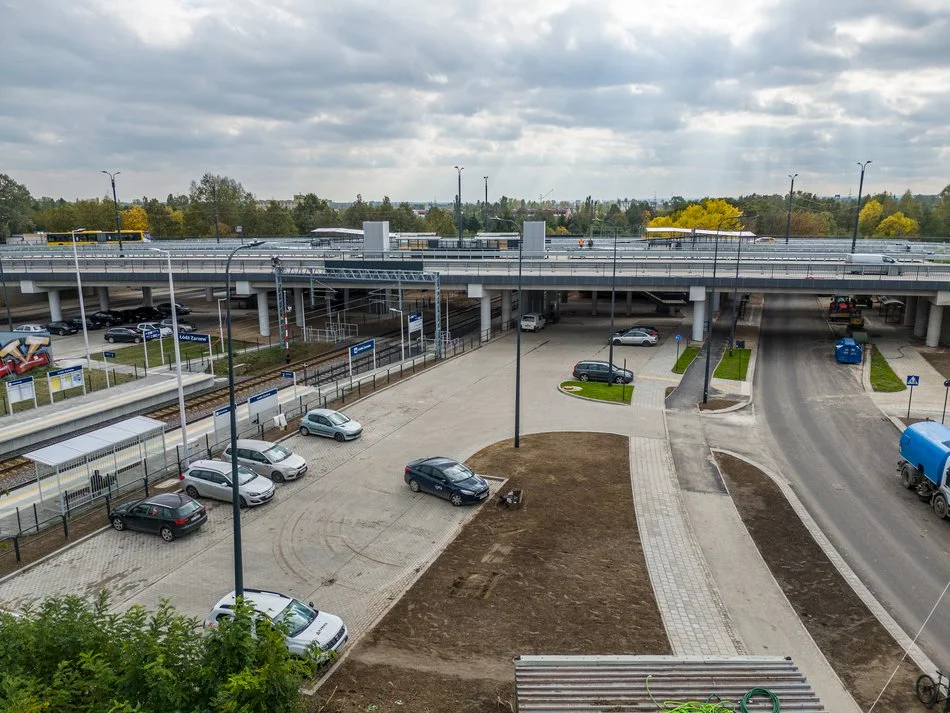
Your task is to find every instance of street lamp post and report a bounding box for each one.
[213,182,222,244]
[225,240,264,598]
[390,307,405,362]
[101,171,123,253]
[851,161,872,254]
[217,297,227,355]
[729,214,754,350]
[151,248,190,461]
[703,214,743,404]
[454,166,464,249]
[70,228,92,368]
[0,257,12,330]
[493,216,523,448]
[784,173,797,245]
[483,176,488,231]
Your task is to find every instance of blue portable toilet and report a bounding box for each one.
[835,337,862,364]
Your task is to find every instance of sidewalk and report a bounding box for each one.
[866,336,948,420]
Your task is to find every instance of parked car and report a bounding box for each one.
[572,360,634,384]
[68,316,106,331]
[611,328,658,347]
[104,327,143,344]
[12,324,46,334]
[157,302,191,316]
[180,459,276,508]
[404,456,491,506]
[45,321,78,336]
[134,306,165,322]
[90,311,120,326]
[223,439,308,483]
[298,408,363,442]
[137,321,173,337]
[161,318,196,332]
[520,313,546,332]
[204,589,348,659]
[109,492,207,542]
[113,308,139,324]
[623,325,660,336]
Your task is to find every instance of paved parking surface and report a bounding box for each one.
[0,319,660,644]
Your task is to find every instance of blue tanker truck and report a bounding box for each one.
[898,421,950,519]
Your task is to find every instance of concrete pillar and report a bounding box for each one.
[480,292,492,342]
[294,289,305,327]
[914,298,929,338]
[48,289,62,322]
[626,291,633,317]
[205,287,214,302]
[257,290,270,337]
[903,296,917,327]
[591,291,598,316]
[142,286,153,306]
[926,302,943,347]
[711,291,721,312]
[343,289,351,310]
[384,288,393,310]
[97,286,110,311]
[691,287,706,342]
[502,290,512,326]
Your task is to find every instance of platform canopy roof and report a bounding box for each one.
[24,416,165,468]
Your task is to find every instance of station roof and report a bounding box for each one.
[24,416,165,467]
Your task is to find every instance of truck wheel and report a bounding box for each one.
[901,464,917,489]
[933,495,948,520]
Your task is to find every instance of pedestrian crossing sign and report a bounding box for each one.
[906,375,920,387]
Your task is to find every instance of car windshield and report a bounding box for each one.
[442,462,474,482]
[175,499,202,517]
[264,444,292,463]
[237,466,258,485]
[274,599,317,637]
[327,412,350,425]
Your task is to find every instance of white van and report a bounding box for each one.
[520,313,546,332]
[844,253,903,276]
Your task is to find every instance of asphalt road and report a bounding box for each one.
[756,293,950,666]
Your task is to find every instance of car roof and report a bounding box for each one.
[307,408,341,417]
[211,588,293,617]
[188,459,234,473]
[231,439,277,450]
[140,492,191,508]
[419,456,459,467]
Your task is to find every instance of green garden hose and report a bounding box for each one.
[644,674,781,713]
[739,687,781,713]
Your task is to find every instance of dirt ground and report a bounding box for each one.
[715,452,926,713]
[310,432,671,713]
[920,348,950,379]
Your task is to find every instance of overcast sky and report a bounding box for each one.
[2,0,949,205]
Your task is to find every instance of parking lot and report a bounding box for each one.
[0,318,665,643]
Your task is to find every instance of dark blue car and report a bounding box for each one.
[404,456,490,506]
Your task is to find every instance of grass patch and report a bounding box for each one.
[560,380,633,404]
[212,341,339,376]
[1,366,138,413]
[869,347,906,392]
[714,348,751,380]
[103,337,251,370]
[672,345,699,374]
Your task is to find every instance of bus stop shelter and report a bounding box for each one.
[24,416,167,515]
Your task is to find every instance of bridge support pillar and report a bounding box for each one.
[142,286,153,307]
[690,286,706,342]
[205,287,214,302]
[903,296,916,327]
[384,288,393,311]
[48,289,62,322]
[710,290,721,312]
[591,291,598,316]
[294,289,305,327]
[914,298,929,338]
[625,291,633,316]
[501,290,512,327]
[480,292,492,342]
[97,286,110,311]
[343,289,351,310]
[926,301,943,347]
[257,290,270,337]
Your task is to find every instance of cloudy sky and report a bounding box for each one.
[2,0,949,205]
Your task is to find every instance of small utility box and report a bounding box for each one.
[835,337,863,364]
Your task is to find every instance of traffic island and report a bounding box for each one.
[558,380,633,404]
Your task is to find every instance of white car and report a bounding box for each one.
[137,322,173,337]
[223,439,308,482]
[520,313,546,332]
[12,324,47,334]
[204,588,348,659]
[180,459,276,507]
[611,328,659,347]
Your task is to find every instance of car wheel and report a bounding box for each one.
[107,336,115,343]
[334,432,345,443]
[408,479,421,493]
[614,375,625,384]
[111,516,125,531]
[185,485,199,499]
[239,496,248,509]
[271,471,285,483]
[450,493,464,507]
[612,339,622,346]
[159,526,175,542]
[578,374,589,381]
[934,494,948,520]
[299,426,310,436]
[134,337,142,344]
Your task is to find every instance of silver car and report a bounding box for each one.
[611,328,658,347]
[222,439,307,483]
[180,459,276,508]
[298,409,363,442]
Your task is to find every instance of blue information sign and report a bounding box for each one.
[906,375,920,387]
[213,405,231,417]
[178,332,210,344]
[280,371,294,379]
[7,376,33,387]
[349,339,375,358]
[143,329,161,340]
[248,388,278,404]
[48,364,82,378]
[408,312,423,334]
[675,334,682,343]
[103,351,116,358]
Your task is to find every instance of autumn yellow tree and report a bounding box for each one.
[874,212,920,237]
[857,199,883,237]
[121,205,150,231]
[648,198,743,231]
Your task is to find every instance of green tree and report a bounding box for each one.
[424,206,456,236]
[341,194,371,228]
[896,190,923,223]
[188,174,253,237]
[389,202,424,232]
[254,201,297,236]
[0,173,33,239]
[857,198,884,236]
[292,193,338,234]
[873,211,920,236]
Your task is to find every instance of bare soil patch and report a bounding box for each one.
[311,432,671,713]
[715,452,925,712]
[699,398,742,411]
[920,348,950,380]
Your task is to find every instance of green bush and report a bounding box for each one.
[672,346,699,374]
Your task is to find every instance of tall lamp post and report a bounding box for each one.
[784,173,797,245]
[702,213,743,404]
[0,256,12,330]
[483,177,488,231]
[493,216,523,448]
[225,240,264,598]
[729,214,754,350]
[851,160,872,254]
[70,227,92,368]
[150,248,190,460]
[390,307,405,362]
[101,171,123,253]
[454,166,464,249]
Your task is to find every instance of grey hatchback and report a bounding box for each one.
[298,409,363,442]
[572,360,634,384]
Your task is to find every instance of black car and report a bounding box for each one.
[157,302,191,316]
[46,321,79,336]
[134,306,165,322]
[113,308,139,324]
[68,316,106,331]
[404,456,490,506]
[572,360,634,384]
[91,310,121,326]
[104,327,143,344]
[109,492,207,542]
